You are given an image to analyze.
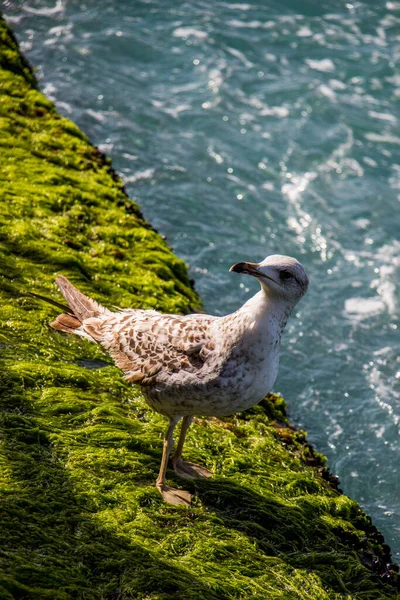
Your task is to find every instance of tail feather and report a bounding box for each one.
[30,276,111,343]
[50,313,97,342]
[50,312,81,334]
[51,313,81,331]
[55,275,107,322]
[27,291,71,314]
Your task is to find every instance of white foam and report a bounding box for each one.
[3,15,23,24]
[97,143,114,153]
[319,84,336,101]
[226,47,253,68]
[262,182,275,191]
[208,147,224,165]
[227,19,274,28]
[43,83,57,98]
[43,82,57,97]
[171,81,201,94]
[172,27,208,40]
[48,24,72,36]
[354,218,371,230]
[123,168,155,184]
[86,109,106,123]
[305,58,335,72]
[329,79,346,90]
[297,26,312,37]
[20,41,33,52]
[164,104,192,118]
[23,0,64,16]
[259,106,289,118]
[345,296,386,317]
[368,110,397,123]
[225,3,253,9]
[375,244,400,314]
[55,100,72,114]
[365,132,400,144]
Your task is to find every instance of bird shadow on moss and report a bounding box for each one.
[192,476,398,599]
[0,390,228,600]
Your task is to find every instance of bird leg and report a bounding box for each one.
[156,416,192,506]
[171,415,212,479]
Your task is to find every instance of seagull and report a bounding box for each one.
[45,254,308,505]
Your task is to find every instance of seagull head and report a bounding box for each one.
[230,254,309,304]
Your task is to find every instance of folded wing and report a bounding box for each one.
[101,310,216,385]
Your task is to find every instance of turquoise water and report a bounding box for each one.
[4,0,400,560]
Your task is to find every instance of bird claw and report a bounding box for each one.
[171,457,212,480]
[156,482,192,506]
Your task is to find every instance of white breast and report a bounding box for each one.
[145,289,290,417]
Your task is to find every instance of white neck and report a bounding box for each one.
[239,288,293,332]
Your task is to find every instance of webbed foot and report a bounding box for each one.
[171,456,212,479]
[156,482,192,506]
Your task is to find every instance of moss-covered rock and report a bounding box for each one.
[0,14,399,600]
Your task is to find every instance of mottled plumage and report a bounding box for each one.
[46,254,309,505]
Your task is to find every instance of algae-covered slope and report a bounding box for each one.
[0,15,399,600]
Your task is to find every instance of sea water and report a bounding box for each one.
[4,0,399,560]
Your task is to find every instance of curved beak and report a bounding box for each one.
[229,261,260,276]
[229,261,277,284]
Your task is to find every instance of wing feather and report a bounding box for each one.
[100,311,216,384]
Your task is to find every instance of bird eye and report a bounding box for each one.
[280,270,293,281]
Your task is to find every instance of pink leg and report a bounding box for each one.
[171,415,212,480]
[156,416,192,505]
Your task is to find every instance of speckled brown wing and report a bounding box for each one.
[101,310,216,385]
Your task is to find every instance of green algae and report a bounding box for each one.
[0,14,399,600]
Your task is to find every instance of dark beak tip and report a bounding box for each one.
[229,261,260,275]
[229,262,244,273]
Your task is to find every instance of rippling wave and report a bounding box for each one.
[4,0,400,559]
